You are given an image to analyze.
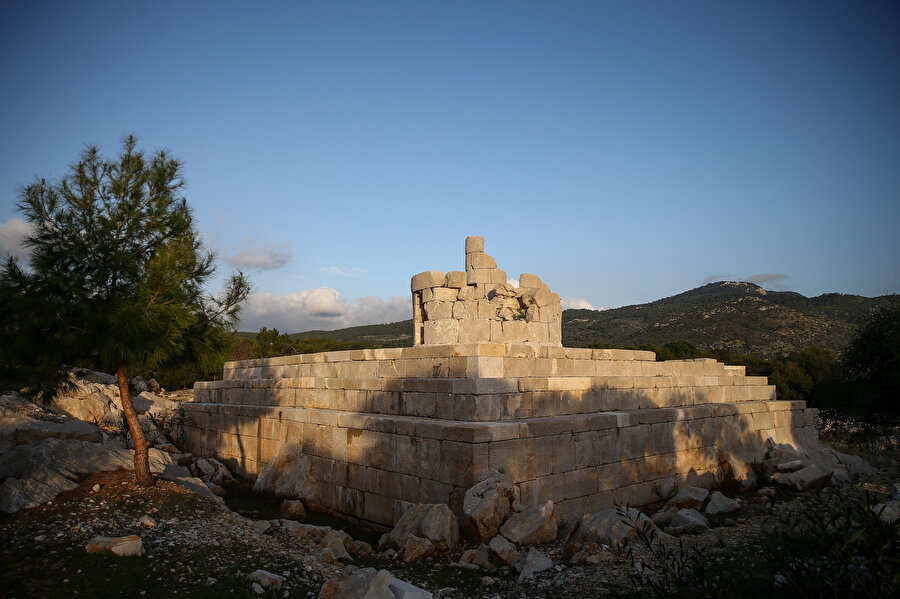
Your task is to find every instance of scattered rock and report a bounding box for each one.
[460,544,493,568]
[462,470,513,543]
[668,508,709,535]
[252,442,317,501]
[569,507,654,547]
[388,503,459,552]
[770,462,833,492]
[705,491,740,516]
[317,568,395,599]
[85,534,145,557]
[665,486,709,511]
[139,515,157,528]
[402,535,434,563]
[130,376,150,393]
[131,392,176,418]
[280,499,306,520]
[874,501,900,524]
[388,576,433,599]
[499,500,557,545]
[195,458,233,487]
[250,520,271,534]
[517,547,554,581]
[0,415,104,445]
[488,534,520,566]
[250,582,264,594]
[249,569,285,590]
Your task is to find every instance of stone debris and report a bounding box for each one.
[668,508,710,535]
[252,442,317,501]
[317,568,395,599]
[705,491,741,516]
[874,501,900,524]
[85,534,145,557]
[0,415,104,445]
[280,498,307,520]
[139,515,158,527]
[488,534,520,566]
[462,470,514,543]
[664,486,709,511]
[499,500,557,545]
[401,535,434,563]
[460,544,493,569]
[568,507,654,548]
[517,547,554,581]
[249,569,285,590]
[387,503,459,553]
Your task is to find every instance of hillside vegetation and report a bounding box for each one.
[250,282,892,357]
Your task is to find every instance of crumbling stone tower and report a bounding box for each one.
[411,236,562,346]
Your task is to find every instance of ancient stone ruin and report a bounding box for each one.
[183,237,817,526]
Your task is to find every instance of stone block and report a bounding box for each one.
[466,252,497,271]
[519,273,543,288]
[445,271,467,288]
[411,271,446,292]
[457,285,475,300]
[467,268,495,285]
[452,301,472,320]
[424,301,453,321]
[465,235,484,253]
[423,319,459,345]
[501,320,529,341]
[458,318,492,343]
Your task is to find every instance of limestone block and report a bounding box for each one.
[501,320,528,342]
[465,236,484,253]
[521,286,552,308]
[411,271,446,292]
[431,287,459,302]
[458,318,492,343]
[491,269,507,284]
[445,271,467,288]
[466,252,497,271]
[467,268,495,285]
[457,285,475,301]
[424,301,453,321]
[519,273,543,288]
[452,301,472,320]
[423,319,459,345]
[477,300,498,320]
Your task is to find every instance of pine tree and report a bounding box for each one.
[0,135,250,486]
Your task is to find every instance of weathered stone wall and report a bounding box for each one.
[411,236,562,346]
[184,343,815,526]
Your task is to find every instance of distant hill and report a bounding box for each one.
[247,282,894,357]
[563,282,894,356]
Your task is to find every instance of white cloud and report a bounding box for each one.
[507,278,520,287]
[561,297,597,310]
[320,266,368,277]
[225,244,291,271]
[0,218,32,261]
[238,287,410,333]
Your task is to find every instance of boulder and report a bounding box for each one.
[0,437,216,513]
[86,534,144,557]
[460,544,492,568]
[0,416,104,445]
[874,501,900,524]
[295,523,332,545]
[249,570,285,590]
[49,392,111,424]
[387,577,433,599]
[705,491,740,516]
[131,392,177,418]
[195,458,233,487]
[101,409,124,427]
[668,508,709,535]
[488,534,520,566]
[317,568,395,599]
[130,376,150,393]
[568,507,655,547]
[253,442,317,500]
[281,499,307,520]
[462,470,513,543]
[770,462,833,491]
[664,486,709,511]
[388,503,459,552]
[401,535,434,563]
[517,548,554,581]
[499,500,557,545]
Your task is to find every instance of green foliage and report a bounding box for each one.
[250,327,378,359]
[838,301,900,415]
[0,135,250,395]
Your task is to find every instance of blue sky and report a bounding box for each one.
[2,1,898,333]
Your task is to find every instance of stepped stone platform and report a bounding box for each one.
[183,237,817,526]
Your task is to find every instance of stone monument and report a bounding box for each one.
[183,237,816,526]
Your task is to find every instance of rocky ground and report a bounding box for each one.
[2,374,898,598]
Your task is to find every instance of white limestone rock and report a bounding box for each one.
[664,486,709,511]
[569,507,655,547]
[388,503,459,552]
[517,547,554,581]
[317,568,395,599]
[401,535,434,563]
[705,491,741,516]
[462,470,514,543]
[249,569,285,590]
[488,534,520,566]
[253,442,316,500]
[499,500,557,545]
[86,534,144,557]
[668,508,709,535]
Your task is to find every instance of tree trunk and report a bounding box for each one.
[117,363,155,487]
